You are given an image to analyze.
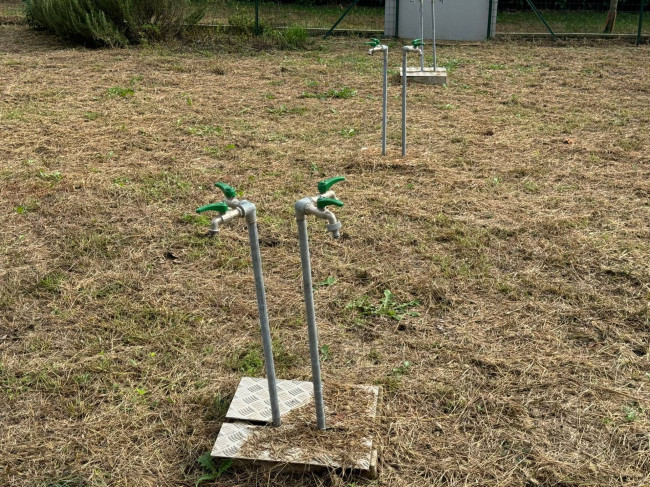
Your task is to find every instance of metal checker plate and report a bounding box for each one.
[225,377,314,422]
[213,384,380,471]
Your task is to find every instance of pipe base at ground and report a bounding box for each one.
[399,66,447,85]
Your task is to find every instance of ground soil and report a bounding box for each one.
[1,19,649,487]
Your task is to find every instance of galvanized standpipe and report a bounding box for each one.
[367,39,389,156]
[402,43,422,157]
[197,183,282,427]
[419,0,425,70]
[294,177,345,430]
[431,0,437,70]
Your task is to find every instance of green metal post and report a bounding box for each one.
[525,0,557,41]
[638,0,646,46]
[395,0,400,38]
[324,0,361,39]
[487,0,493,38]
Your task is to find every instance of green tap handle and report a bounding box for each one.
[366,38,381,47]
[412,38,424,47]
[318,176,346,195]
[316,197,344,210]
[196,202,229,214]
[214,182,237,199]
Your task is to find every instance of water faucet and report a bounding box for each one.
[294,176,345,239]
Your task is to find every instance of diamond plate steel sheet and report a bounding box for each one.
[225,377,314,422]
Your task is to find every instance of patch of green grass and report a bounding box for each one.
[347,289,420,322]
[228,345,264,375]
[338,128,357,137]
[267,105,307,115]
[187,125,222,136]
[15,200,40,214]
[107,86,134,97]
[37,271,66,294]
[300,86,357,100]
[38,170,62,182]
[84,111,101,120]
[139,171,192,202]
[195,454,231,486]
[181,213,212,226]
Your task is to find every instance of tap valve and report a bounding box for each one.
[196,202,233,236]
[214,182,237,199]
[316,197,344,239]
[316,197,344,210]
[196,202,229,214]
[318,176,346,195]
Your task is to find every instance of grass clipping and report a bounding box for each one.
[239,383,380,469]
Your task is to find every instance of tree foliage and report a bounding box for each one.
[24,0,205,47]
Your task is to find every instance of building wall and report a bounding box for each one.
[384,0,495,41]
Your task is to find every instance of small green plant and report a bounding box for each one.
[15,201,40,214]
[339,128,356,137]
[229,346,264,375]
[523,180,539,193]
[38,170,62,182]
[84,111,100,120]
[391,360,411,377]
[623,402,644,423]
[181,213,211,226]
[37,271,66,294]
[319,344,330,362]
[301,86,357,100]
[107,86,134,97]
[347,290,420,321]
[182,93,193,106]
[316,276,336,288]
[266,105,307,115]
[195,453,231,486]
[187,125,222,136]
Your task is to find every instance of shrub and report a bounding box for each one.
[24,0,205,47]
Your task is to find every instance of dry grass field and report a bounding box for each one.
[1,13,649,487]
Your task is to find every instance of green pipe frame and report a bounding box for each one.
[525,0,557,41]
[324,0,361,39]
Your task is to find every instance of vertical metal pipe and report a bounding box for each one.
[254,0,259,34]
[637,0,646,46]
[382,48,388,156]
[247,220,281,427]
[431,0,437,70]
[296,218,326,430]
[487,0,493,39]
[402,49,408,157]
[419,0,425,70]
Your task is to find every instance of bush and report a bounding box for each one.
[24,0,206,47]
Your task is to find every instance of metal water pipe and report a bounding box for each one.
[367,38,388,156]
[431,0,438,70]
[402,41,423,157]
[196,183,282,427]
[294,176,345,430]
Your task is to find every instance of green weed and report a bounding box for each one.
[301,86,357,100]
[187,125,222,136]
[37,271,66,294]
[347,289,420,321]
[38,170,62,182]
[107,86,134,97]
[195,454,231,486]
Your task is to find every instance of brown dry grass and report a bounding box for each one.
[1,19,649,487]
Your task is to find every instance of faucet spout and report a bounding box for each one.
[304,205,341,239]
[208,207,243,236]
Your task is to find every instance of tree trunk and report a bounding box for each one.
[604,0,619,33]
